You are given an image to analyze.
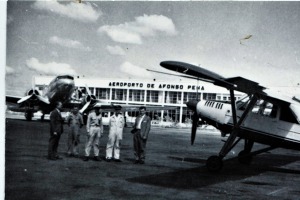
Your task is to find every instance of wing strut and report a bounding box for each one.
[230,90,237,126]
[219,93,258,157]
[206,92,258,172]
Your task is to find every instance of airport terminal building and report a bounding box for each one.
[35,76,243,124]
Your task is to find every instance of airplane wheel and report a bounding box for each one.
[206,156,223,172]
[25,111,33,121]
[238,150,253,165]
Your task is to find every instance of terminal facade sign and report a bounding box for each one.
[108,81,205,91]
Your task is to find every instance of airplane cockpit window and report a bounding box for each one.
[269,104,277,118]
[57,75,74,80]
[252,100,277,118]
[236,95,250,110]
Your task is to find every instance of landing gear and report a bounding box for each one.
[83,113,88,125]
[238,140,254,165]
[41,114,45,121]
[205,91,258,172]
[206,156,223,172]
[25,111,33,121]
[238,150,253,165]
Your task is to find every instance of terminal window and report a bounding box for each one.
[129,89,145,102]
[165,91,182,104]
[184,92,199,102]
[89,87,94,95]
[147,91,159,103]
[95,88,110,100]
[182,107,193,123]
[203,93,216,100]
[112,89,127,101]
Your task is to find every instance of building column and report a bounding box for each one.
[179,91,184,123]
[126,89,129,104]
[109,88,112,101]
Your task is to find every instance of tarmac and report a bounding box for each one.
[5,116,300,200]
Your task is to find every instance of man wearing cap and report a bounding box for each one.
[131,106,151,164]
[105,106,125,162]
[83,107,103,161]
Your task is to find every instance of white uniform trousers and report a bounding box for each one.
[106,134,121,159]
[85,126,101,157]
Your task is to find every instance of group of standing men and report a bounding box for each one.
[47,101,151,164]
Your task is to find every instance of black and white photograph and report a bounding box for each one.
[3,1,300,199]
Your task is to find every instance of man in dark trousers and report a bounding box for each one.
[132,106,151,164]
[48,101,64,160]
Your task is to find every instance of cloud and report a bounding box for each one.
[50,51,59,58]
[106,45,126,56]
[49,36,91,51]
[120,62,153,78]
[98,14,177,44]
[26,57,77,75]
[33,1,101,23]
[6,66,15,75]
[99,26,142,44]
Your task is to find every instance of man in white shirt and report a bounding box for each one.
[131,106,151,164]
[105,106,125,162]
[83,107,103,161]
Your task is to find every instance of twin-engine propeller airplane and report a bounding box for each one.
[159,61,300,172]
[6,75,99,121]
[6,75,175,121]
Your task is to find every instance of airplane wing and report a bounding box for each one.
[6,94,50,107]
[6,94,50,117]
[6,95,29,112]
[160,61,266,95]
[6,95,21,104]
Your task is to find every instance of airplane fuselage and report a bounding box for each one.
[44,75,75,106]
[196,100,300,151]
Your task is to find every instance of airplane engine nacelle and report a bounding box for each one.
[26,89,40,96]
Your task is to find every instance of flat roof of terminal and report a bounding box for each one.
[34,76,244,94]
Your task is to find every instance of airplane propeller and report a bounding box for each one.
[78,85,99,113]
[187,100,199,145]
[191,111,199,145]
[79,100,91,113]
[85,85,92,96]
[17,95,33,104]
[36,95,50,104]
[17,89,50,104]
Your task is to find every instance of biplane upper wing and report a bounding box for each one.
[160,61,266,95]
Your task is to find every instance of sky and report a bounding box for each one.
[5,1,300,96]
